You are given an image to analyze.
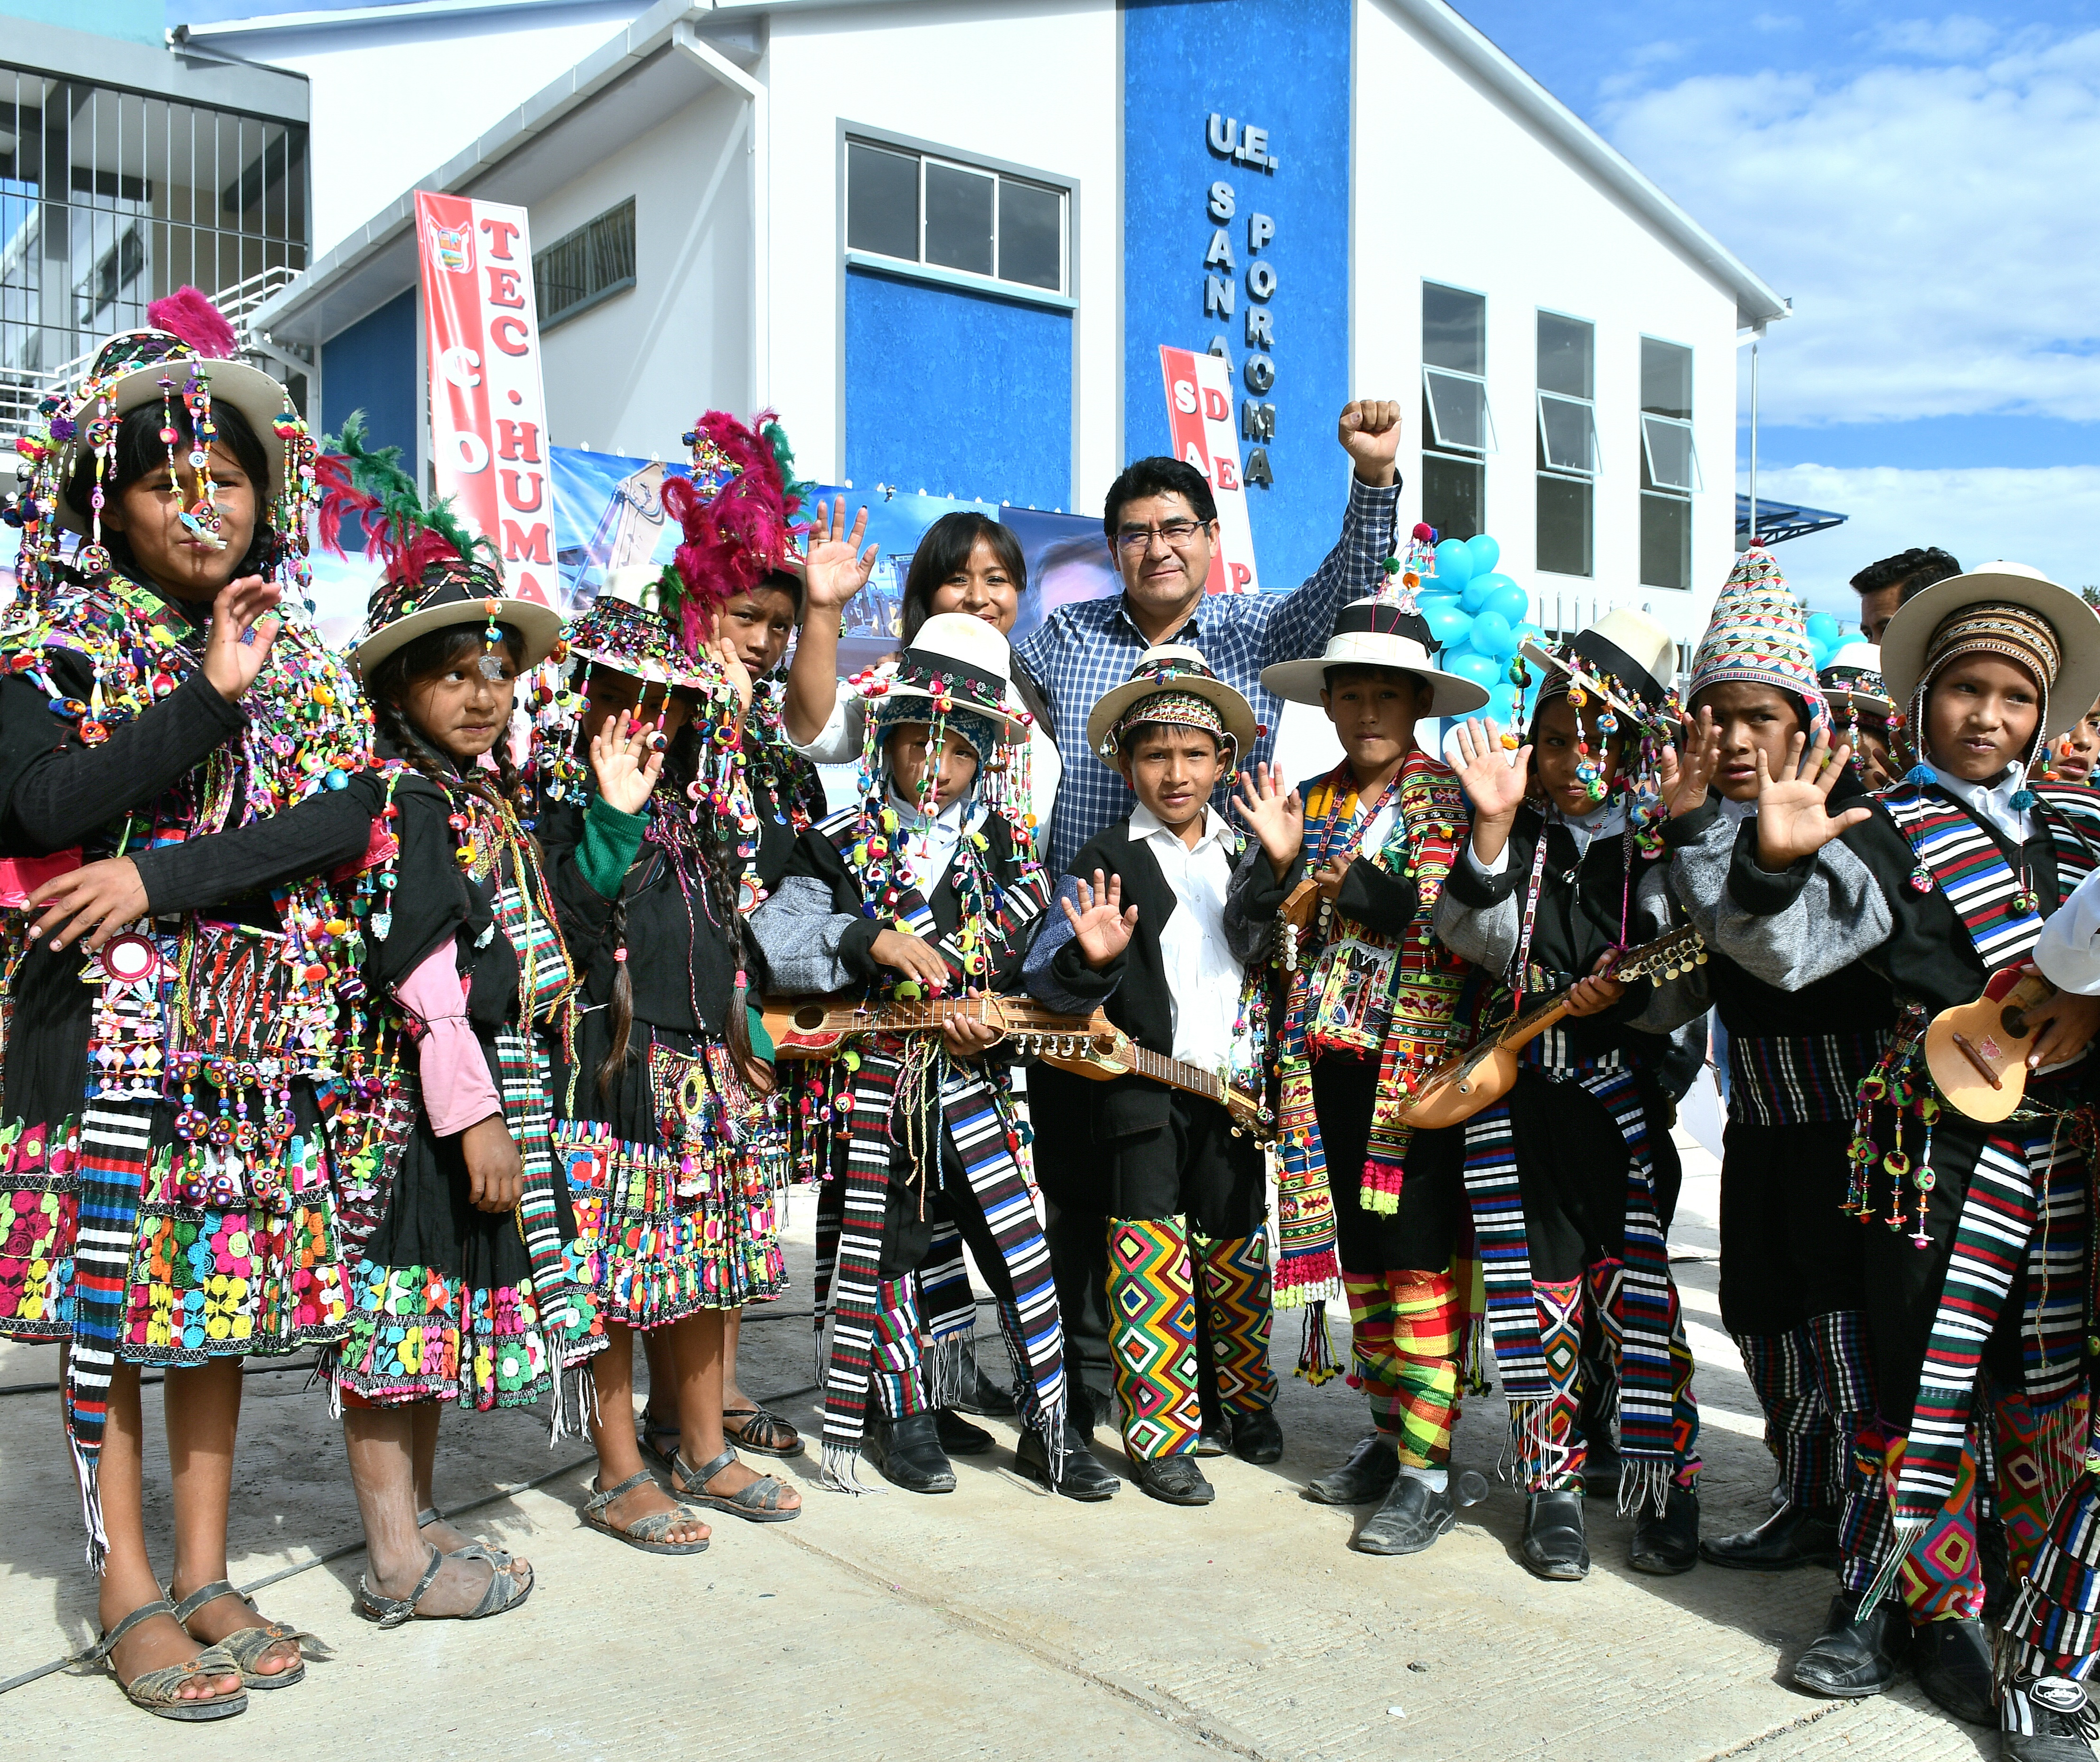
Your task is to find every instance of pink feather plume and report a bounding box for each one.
[660,409,796,656]
[146,287,239,359]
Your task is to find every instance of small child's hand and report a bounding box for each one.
[1313,853,1353,903]
[1562,950,1626,1018]
[461,1115,524,1213]
[1452,718,1529,822]
[589,708,664,815]
[1659,709,1720,817]
[940,992,1004,1059]
[871,927,950,990]
[1059,870,1139,970]
[1232,761,1305,879]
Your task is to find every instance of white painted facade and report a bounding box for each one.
[233,0,1777,653]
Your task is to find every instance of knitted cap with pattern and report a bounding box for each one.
[1686,546,1830,741]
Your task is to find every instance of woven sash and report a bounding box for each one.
[1727,1030,1892,1127]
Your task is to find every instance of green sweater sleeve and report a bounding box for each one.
[575,794,647,899]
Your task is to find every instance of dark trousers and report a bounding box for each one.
[1101,1090,1267,1232]
[1029,1064,1113,1412]
[1312,1054,1463,1277]
[1717,1119,1865,1337]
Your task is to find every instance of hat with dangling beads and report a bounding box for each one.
[1686,546,1830,744]
[3,285,318,592]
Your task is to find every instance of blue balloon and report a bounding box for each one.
[1471,609,1519,658]
[1460,578,1492,613]
[1810,640,1832,671]
[1806,611,1842,648]
[1422,600,1474,646]
[1485,581,1529,625]
[1487,683,1522,722]
[1511,621,1546,653]
[1446,649,1504,689]
[1432,539,1475,588]
[1466,532,1501,575]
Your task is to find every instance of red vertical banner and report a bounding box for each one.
[1157,346,1261,595]
[415,191,555,605]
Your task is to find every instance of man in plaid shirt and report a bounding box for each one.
[1019,399,1405,1465]
[1017,400,1404,875]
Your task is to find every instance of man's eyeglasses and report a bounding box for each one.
[1112,519,1212,556]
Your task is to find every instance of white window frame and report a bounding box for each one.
[1536,390,1599,478]
[844,135,1071,306]
[1640,412,1700,494]
[1422,364,1496,454]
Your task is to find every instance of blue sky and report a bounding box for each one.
[1453,1,2100,610]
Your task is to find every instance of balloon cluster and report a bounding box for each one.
[1802,608,1845,671]
[1416,532,1542,726]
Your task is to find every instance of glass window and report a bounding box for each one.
[1641,415,1698,493]
[1641,337,1692,420]
[533,197,635,329]
[1639,337,1695,589]
[1537,393,1597,476]
[1423,454,1484,541]
[1641,490,1690,590]
[998,178,1063,290]
[846,141,919,262]
[1423,282,1484,375]
[1539,475,1593,578]
[924,161,993,277]
[1537,311,1593,398]
[1425,368,1493,453]
[845,137,1067,296]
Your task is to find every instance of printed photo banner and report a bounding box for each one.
[1158,345,1262,595]
[415,189,555,607]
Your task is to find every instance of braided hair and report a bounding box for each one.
[364,621,530,810]
[1849,547,1962,604]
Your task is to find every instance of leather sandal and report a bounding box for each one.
[416,1505,518,1572]
[636,1405,682,1473]
[673,1447,801,1522]
[580,1470,710,1555]
[167,1580,303,1690]
[355,1544,533,1626]
[85,1599,246,1723]
[722,1403,805,1460]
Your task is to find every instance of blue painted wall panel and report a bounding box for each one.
[320,288,417,460]
[1123,0,1352,589]
[844,265,1072,512]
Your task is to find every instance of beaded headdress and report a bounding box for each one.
[316,412,560,676]
[1685,546,1831,745]
[3,286,317,594]
[1512,607,1680,847]
[1087,645,1258,760]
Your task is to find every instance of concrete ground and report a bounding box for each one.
[0,1123,1993,1761]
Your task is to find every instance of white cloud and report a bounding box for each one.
[1871,15,1998,58]
[1742,461,2100,624]
[1604,30,2100,426]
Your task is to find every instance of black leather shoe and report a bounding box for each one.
[1128,1452,1215,1506]
[2003,1678,2100,1760]
[1230,1407,1283,1464]
[1792,1591,1908,1698]
[951,1356,1017,1417]
[1521,1490,1589,1581]
[1630,1485,1700,1575]
[1354,1469,1488,1556]
[1305,1435,1400,1506]
[1913,1618,1995,1726]
[935,1408,993,1456]
[1013,1418,1120,1501]
[1700,1500,1841,1570]
[863,1413,955,1494]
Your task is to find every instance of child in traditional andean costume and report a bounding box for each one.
[1726,562,2100,1762]
[1439,608,1707,1582]
[1024,647,1285,1506]
[750,615,1087,1496]
[1253,562,1497,1555]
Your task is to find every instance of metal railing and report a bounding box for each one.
[0,264,304,447]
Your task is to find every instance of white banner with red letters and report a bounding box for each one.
[415,190,555,606]
[1157,345,1260,595]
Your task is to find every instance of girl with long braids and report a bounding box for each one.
[537,562,800,1546]
[0,291,366,1719]
[45,418,605,1625]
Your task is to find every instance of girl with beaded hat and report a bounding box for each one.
[534,558,801,1546]
[750,613,1082,1497]
[1724,563,2100,1762]
[48,416,607,1623]
[1437,606,1708,1584]
[0,288,365,1717]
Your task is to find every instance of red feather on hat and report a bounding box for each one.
[145,287,239,359]
[659,409,801,657]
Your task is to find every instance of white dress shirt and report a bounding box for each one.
[1933,759,2032,844]
[886,786,981,894]
[1131,802,1243,1074]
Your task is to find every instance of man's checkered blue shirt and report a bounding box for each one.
[1016,477,1400,876]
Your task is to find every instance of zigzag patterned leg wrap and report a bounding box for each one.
[1195,1229,1278,1418]
[1109,1216,1201,1462]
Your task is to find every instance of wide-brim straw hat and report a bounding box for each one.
[349,564,562,680]
[863,610,1031,744]
[1880,562,2100,740]
[1259,598,1491,717]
